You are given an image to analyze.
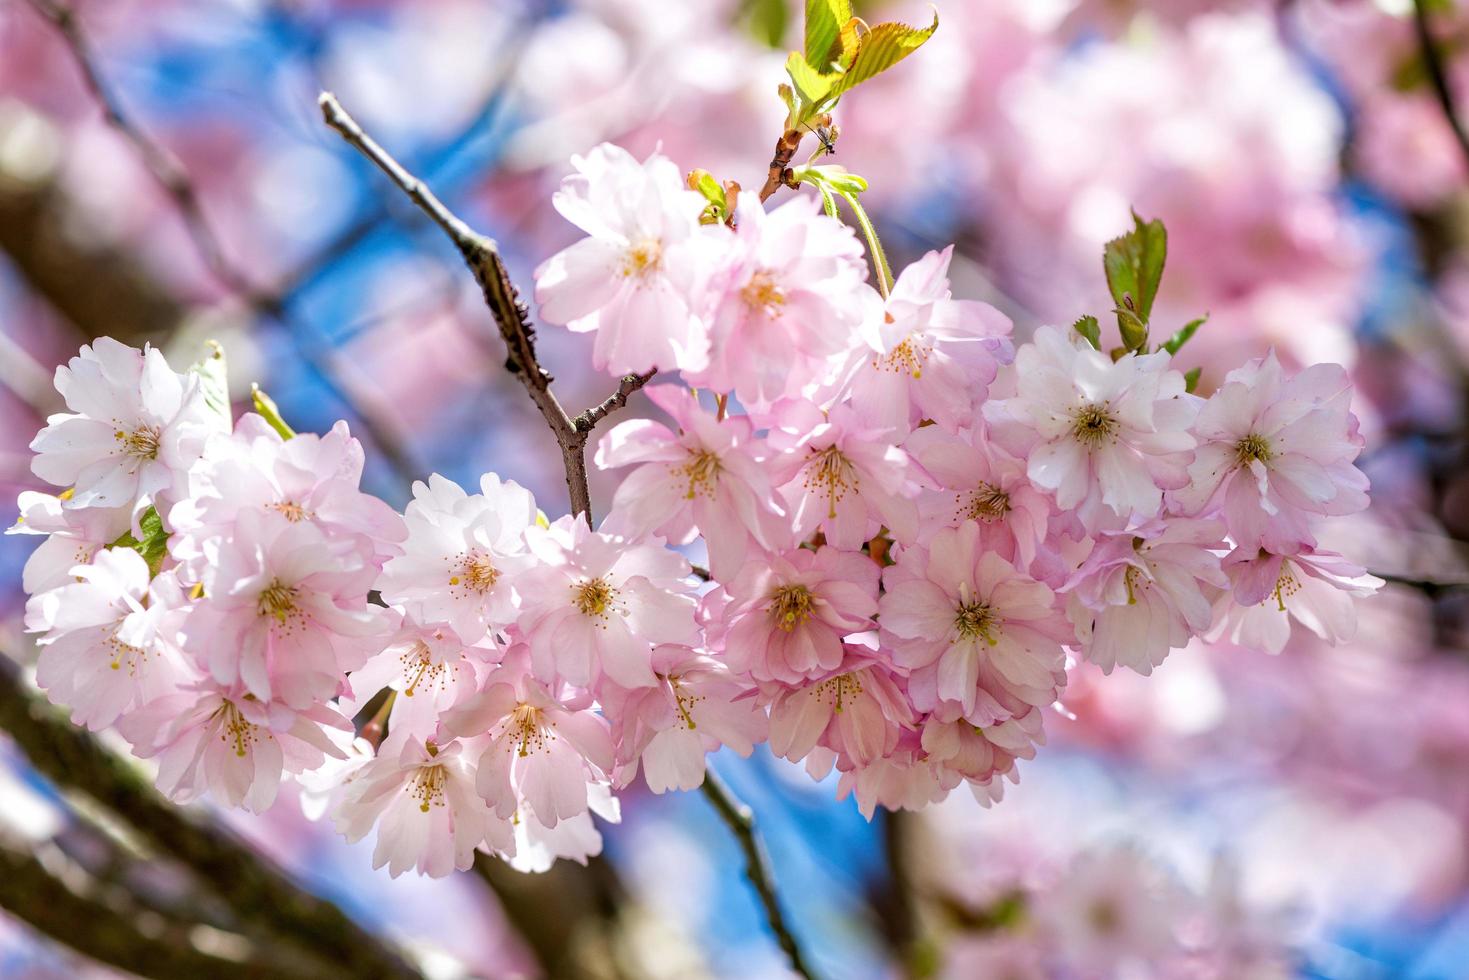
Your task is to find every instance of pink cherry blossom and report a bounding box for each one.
[904,425,1052,569]
[844,246,1014,433]
[24,547,192,730]
[594,383,784,581]
[534,142,726,374]
[1037,848,1184,973]
[1171,350,1369,552]
[8,491,132,595]
[170,414,405,577]
[688,194,867,408]
[766,400,922,549]
[376,472,537,644]
[1210,546,1383,655]
[880,521,1069,722]
[985,325,1197,528]
[332,736,511,878]
[921,707,1044,792]
[709,544,879,685]
[832,738,948,818]
[29,337,221,523]
[443,660,615,829]
[181,509,391,708]
[766,650,915,769]
[344,617,493,739]
[515,516,697,689]
[119,679,351,814]
[508,784,620,874]
[602,644,766,793]
[1064,517,1229,676]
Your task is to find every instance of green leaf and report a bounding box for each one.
[1072,315,1101,351]
[251,383,296,439]
[1115,307,1148,352]
[804,0,852,69]
[828,11,938,99]
[785,50,833,111]
[742,0,789,48]
[1184,366,1202,393]
[190,340,232,428]
[1103,212,1167,330]
[109,506,169,579]
[1162,315,1207,355]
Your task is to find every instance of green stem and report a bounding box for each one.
[838,190,893,298]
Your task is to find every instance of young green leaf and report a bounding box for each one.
[1162,316,1207,355]
[804,0,853,69]
[1184,366,1202,393]
[251,383,296,440]
[785,50,833,113]
[743,0,790,48]
[1103,212,1167,329]
[190,340,232,428]
[828,12,939,99]
[1115,307,1148,352]
[109,506,170,579]
[1072,315,1101,351]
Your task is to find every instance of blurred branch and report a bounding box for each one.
[24,0,265,303]
[0,842,307,980]
[1412,0,1469,174]
[699,769,818,980]
[0,661,422,980]
[317,91,648,524]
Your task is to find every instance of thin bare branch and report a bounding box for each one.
[0,661,421,980]
[699,770,819,979]
[318,91,646,524]
[1412,0,1469,175]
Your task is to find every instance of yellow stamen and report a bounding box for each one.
[769,584,816,631]
[741,270,786,318]
[1071,403,1118,448]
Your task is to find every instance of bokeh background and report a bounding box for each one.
[3,0,1469,977]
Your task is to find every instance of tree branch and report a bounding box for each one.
[700,770,819,979]
[759,129,805,202]
[1412,0,1469,175]
[317,91,646,524]
[0,662,421,980]
[0,843,312,980]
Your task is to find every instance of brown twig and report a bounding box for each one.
[317,91,649,524]
[1412,0,1469,175]
[759,129,805,202]
[0,662,421,979]
[699,770,819,979]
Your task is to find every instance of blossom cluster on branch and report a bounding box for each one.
[10,128,1380,881]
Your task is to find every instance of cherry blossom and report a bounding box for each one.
[593,383,784,580]
[534,142,725,375]
[1211,546,1383,655]
[708,544,880,685]
[29,337,221,524]
[8,491,132,595]
[880,521,1070,722]
[376,472,537,645]
[985,325,1197,528]
[844,246,1014,433]
[515,516,698,689]
[1170,350,1369,552]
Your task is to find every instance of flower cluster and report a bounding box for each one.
[13,142,1378,879]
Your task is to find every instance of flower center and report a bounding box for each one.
[954,599,1000,644]
[769,584,816,631]
[669,676,705,730]
[964,483,1011,522]
[105,625,148,674]
[400,640,454,698]
[1235,432,1273,465]
[212,700,262,758]
[1089,900,1121,935]
[449,552,499,595]
[257,581,299,624]
[675,449,721,499]
[115,424,161,461]
[875,334,930,379]
[508,703,549,757]
[410,764,448,812]
[622,239,662,279]
[741,269,786,318]
[812,672,864,712]
[1124,565,1146,605]
[803,445,858,518]
[269,500,312,523]
[1071,403,1118,448]
[1273,566,1300,612]
[573,577,617,618]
